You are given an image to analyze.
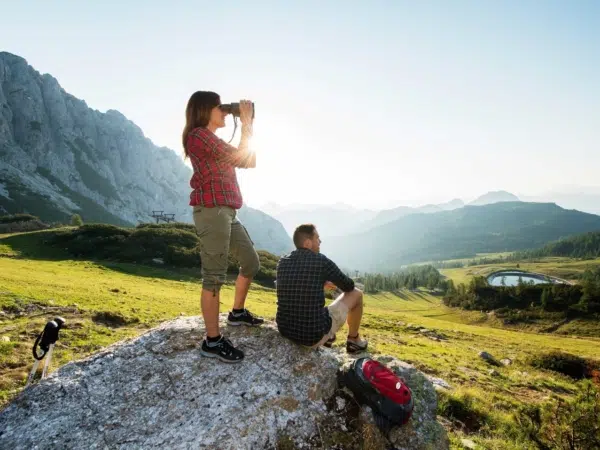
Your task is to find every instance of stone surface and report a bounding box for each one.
[0,51,292,255]
[460,438,478,449]
[427,376,452,391]
[0,314,449,450]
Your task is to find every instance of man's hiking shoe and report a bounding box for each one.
[200,336,244,363]
[324,335,336,348]
[227,309,264,327]
[346,336,368,354]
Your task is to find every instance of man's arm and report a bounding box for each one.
[322,255,355,292]
[190,126,256,168]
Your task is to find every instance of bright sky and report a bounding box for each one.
[1,1,599,209]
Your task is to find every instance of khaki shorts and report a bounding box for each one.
[192,205,260,291]
[312,295,350,348]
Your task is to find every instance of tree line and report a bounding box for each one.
[358,264,447,294]
[432,231,600,270]
[511,231,600,260]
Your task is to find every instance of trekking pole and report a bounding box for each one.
[25,317,66,387]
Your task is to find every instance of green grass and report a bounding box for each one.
[1,232,600,449]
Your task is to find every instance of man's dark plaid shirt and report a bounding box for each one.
[275,248,355,346]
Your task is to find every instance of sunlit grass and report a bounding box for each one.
[1,233,599,448]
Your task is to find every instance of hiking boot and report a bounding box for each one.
[346,334,368,354]
[323,335,336,348]
[200,336,244,363]
[227,309,264,327]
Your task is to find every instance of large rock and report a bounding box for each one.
[0,315,449,449]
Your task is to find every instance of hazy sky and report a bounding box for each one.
[1,1,599,209]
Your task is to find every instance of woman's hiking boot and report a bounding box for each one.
[227,308,264,326]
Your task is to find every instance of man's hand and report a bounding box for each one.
[324,281,336,290]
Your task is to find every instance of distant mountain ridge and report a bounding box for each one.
[261,192,517,238]
[468,190,520,206]
[0,51,292,255]
[322,201,600,272]
[361,198,466,231]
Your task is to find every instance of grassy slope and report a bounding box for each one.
[1,233,600,449]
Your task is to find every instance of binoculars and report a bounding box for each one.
[220,102,255,119]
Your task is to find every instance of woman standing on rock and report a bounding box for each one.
[182,91,264,363]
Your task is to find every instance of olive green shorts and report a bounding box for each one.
[192,205,260,291]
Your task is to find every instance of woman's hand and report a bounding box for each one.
[239,99,254,125]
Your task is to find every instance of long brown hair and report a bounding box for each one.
[182,91,220,158]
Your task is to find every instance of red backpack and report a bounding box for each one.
[338,357,414,432]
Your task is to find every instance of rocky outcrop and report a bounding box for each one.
[0,51,291,254]
[0,315,449,449]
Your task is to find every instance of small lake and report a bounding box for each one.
[487,271,560,287]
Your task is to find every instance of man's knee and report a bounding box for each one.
[353,288,364,307]
[340,288,363,310]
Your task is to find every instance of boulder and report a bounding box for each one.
[0,314,449,449]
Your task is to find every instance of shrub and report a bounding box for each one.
[528,351,589,380]
[164,245,201,267]
[44,221,280,284]
[515,380,600,450]
[437,389,488,432]
[136,222,196,233]
[0,214,49,233]
[75,224,132,239]
[0,214,39,224]
[10,217,284,283]
[71,214,83,226]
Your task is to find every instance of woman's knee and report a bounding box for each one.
[201,270,227,293]
[239,249,260,278]
[200,249,229,290]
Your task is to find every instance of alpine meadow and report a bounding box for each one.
[2,2,600,450]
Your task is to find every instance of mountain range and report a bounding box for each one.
[2,50,600,271]
[322,201,600,273]
[260,191,519,238]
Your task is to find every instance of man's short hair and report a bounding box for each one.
[293,224,316,249]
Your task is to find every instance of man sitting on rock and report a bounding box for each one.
[275,224,368,353]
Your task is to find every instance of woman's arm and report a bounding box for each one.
[233,100,256,168]
[230,123,256,168]
[187,125,256,168]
